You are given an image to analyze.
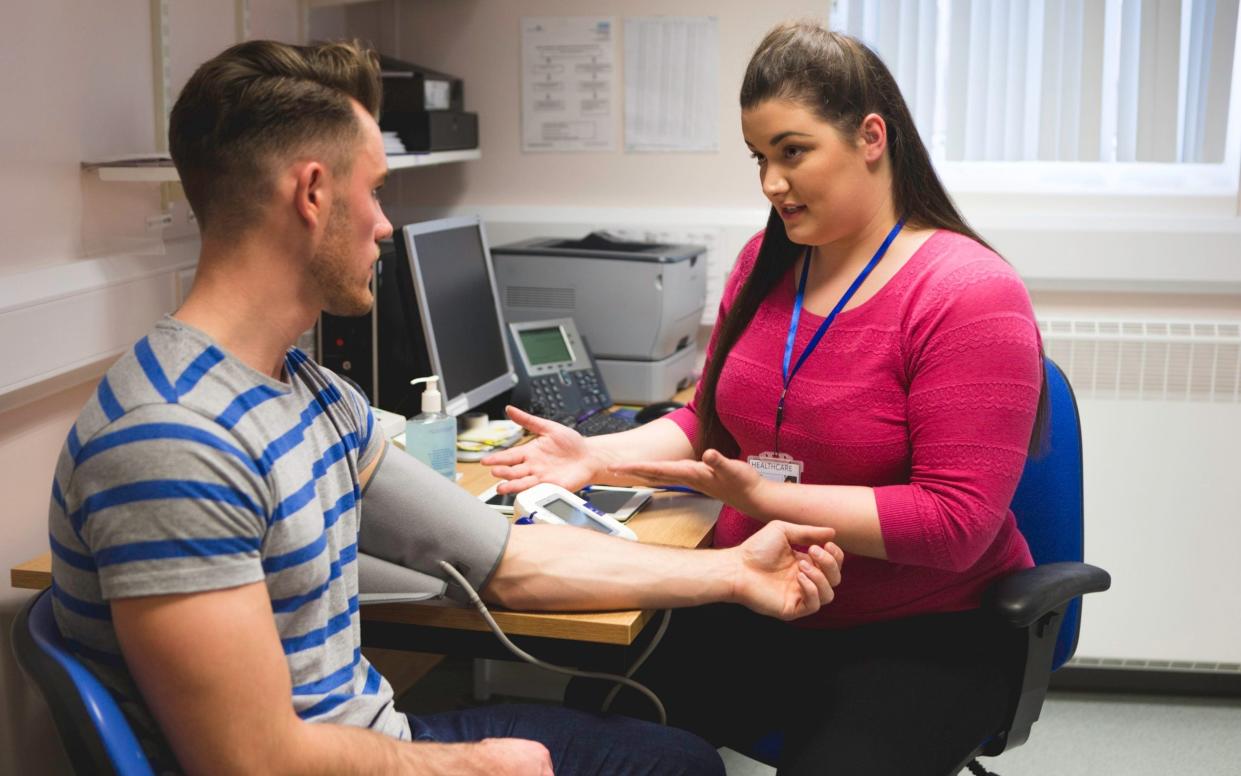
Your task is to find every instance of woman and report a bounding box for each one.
[484,22,1045,775]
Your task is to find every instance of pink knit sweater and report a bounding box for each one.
[668,230,1041,628]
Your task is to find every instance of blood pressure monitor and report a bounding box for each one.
[514,483,638,541]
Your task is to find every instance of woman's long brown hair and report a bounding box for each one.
[696,23,1048,458]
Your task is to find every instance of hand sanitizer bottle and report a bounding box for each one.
[406,376,457,480]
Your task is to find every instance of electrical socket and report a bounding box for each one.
[146,212,174,231]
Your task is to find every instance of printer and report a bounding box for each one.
[491,233,706,404]
[378,55,478,152]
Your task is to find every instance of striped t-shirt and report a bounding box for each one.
[49,316,413,768]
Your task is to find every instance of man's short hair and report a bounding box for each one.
[169,39,381,235]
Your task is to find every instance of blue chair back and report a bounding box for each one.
[11,588,155,776]
[1008,357,1084,670]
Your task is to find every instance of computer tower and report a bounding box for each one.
[318,240,434,418]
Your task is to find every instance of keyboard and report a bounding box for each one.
[569,410,640,437]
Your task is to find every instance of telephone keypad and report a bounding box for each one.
[529,371,612,417]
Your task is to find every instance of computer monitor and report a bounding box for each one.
[392,216,517,416]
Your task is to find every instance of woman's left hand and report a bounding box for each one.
[609,448,768,515]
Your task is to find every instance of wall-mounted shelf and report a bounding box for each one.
[86,149,481,182]
[386,148,481,169]
[94,165,180,182]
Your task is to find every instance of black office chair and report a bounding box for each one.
[954,355,1112,773]
[744,357,1111,773]
[12,587,156,776]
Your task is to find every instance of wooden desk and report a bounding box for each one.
[10,434,719,657]
[9,555,49,593]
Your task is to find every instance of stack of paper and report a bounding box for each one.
[456,420,524,462]
[382,131,410,154]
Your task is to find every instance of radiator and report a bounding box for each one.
[1039,318,1241,674]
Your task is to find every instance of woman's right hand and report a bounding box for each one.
[481,406,605,494]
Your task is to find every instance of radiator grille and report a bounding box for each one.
[1048,317,1241,668]
[1039,318,1241,402]
[505,285,575,310]
[1069,656,1241,675]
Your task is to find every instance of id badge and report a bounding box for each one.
[747,451,803,484]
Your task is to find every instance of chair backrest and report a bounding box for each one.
[11,588,155,776]
[1008,357,1085,670]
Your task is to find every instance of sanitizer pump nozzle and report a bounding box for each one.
[411,375,443,414]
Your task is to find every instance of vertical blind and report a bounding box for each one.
[831,0,1240,164]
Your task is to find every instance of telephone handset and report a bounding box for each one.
[507,317,612,424]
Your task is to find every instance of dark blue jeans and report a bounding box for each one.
[406,704,724,776]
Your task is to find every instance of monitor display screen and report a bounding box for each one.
[399,217,515,415]
[541,497,612,534]
[518,326,573,366]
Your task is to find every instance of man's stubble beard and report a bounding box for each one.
[310,198,373,318]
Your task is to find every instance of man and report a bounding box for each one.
[48,40,843,775]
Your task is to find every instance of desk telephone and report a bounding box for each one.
[507,318,637,436]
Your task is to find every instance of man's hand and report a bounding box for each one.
[730,521,844,620]
[609,448,767,515]
[467,739,554,776]
[481,406,602,494]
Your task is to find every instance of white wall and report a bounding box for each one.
[374,0,826,210]
[368,0,1241,296]
[0,2,301,772]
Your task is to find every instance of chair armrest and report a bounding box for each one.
[987,562,1112,628]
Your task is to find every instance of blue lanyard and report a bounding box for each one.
[775,218,906,452]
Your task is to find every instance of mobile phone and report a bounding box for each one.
[484,491,517,507]
[478,485,517,514]
[577,486,654,523]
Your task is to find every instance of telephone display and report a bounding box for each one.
[518,327,573,365]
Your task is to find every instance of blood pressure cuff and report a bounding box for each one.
[357,443,510,606]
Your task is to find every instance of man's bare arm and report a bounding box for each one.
[483,521,843,621]
[111,581,550,776]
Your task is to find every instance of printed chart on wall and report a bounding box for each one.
[521,17,618,152]
[624,17,719,152]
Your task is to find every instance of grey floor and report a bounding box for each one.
[723,692,1241,776]
[398,660,1241,775]
[970,692,1241,776]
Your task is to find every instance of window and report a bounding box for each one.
[831,0,1241,196]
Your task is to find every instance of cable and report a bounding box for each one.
[965,759,999,776]
[436,560,669,725]
[600,608,671,715]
